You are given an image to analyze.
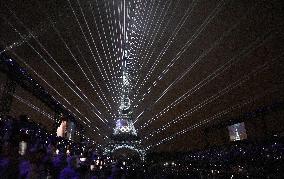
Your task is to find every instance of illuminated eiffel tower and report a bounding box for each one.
[112,49,138,139]
[105,49,145,160]
[104,0,145,160]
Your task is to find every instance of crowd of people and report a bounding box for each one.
[146,137,284,178]
[0,115,139,179]
[0,115,283,178]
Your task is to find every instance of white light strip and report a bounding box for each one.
[134,17,240,124]
[145,86,282,150]
[143,48,281,142]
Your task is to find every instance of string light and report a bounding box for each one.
[13,94,54,121]
[133,0,226,113]
[144,51,283,149]
[1,0,282,156]
[136,18,243,127]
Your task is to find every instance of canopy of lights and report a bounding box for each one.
[0,0,283,153]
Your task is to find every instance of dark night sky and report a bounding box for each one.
[0,0,284,151]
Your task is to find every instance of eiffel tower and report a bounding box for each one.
[104,0,145,160]
[112,49,138,140]
[104,48,145,160]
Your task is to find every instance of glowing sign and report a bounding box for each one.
[228,122,247,141]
